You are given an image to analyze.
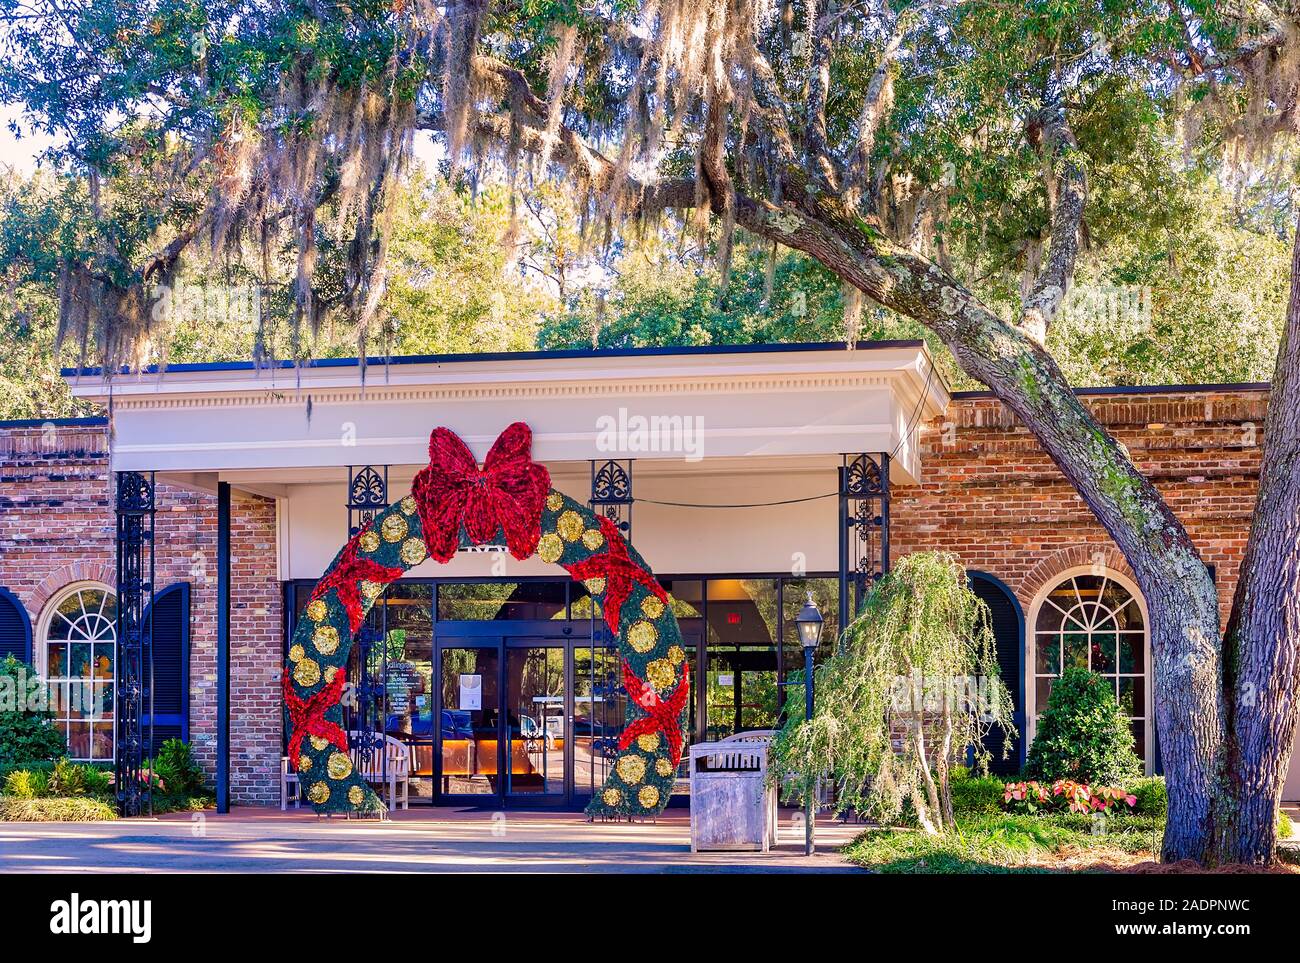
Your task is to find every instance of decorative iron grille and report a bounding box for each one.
[838,453,890,640]
[114,470,155,817]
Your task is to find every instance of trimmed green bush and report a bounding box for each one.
[0,655,66,764]
[0,796,116,821]
[1126,777,1167,817]
[1024,668,1142,785]
[148,739,207,796]
[950,769,1006,815]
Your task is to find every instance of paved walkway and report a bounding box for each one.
[0,807,865,873]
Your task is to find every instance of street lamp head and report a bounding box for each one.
[795,592,824,649]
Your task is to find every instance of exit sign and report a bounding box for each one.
[726,612,741,625]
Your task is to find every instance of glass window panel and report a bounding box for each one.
[1118,677,1145,719]
[1063,633,1089,670]
[46,642,67,677]
[1118,633,1145,673]
[506,647,566,795]
[1035,635,1059,674]
[93,683,113,721]
[67,722,91,759]
[573,646,626,795]
[91,722,114,761]
[1090,633,1117,673]
[1035,601,1066,633]
[436,582,565,620]
[1035,677,1053,712]
[1130,720,1146,762]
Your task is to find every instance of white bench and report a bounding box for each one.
[281,734,412,812]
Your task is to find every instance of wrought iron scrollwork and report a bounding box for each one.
[115,471,156,817]
[347,465,389,538]
[589,459,633,537]
[839,453,890,639]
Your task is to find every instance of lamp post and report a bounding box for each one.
[795,592,824,857]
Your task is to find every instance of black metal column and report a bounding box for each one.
[114,471,155,817]
[837,453,891,642]
[346,466,389,792]
[216,481,231,813]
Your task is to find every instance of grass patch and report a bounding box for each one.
[0,796,118,822]
[844,813,1165,874]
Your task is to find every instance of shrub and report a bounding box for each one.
[1126,777,1167,817]
[148,739,207,796]
[1003,779,1136,815]
[1279,810,1294,840]
[3,760,112,799]
[1024,668,1142,784]
[949,769,1006,815]
[0,656,67,764]
[0,796,116,821]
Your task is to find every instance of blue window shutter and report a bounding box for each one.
[0,587,32,663]
[969,573,1026,776]
[144,582,191,753]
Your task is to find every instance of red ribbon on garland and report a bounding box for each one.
[619,659,691,766]
[412,422,551,563]
[564,515,670,636]
[310,527,405,634]
[283,668,349,764]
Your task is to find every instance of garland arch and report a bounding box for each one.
[284,422,688,819]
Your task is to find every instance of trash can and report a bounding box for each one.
[688,741,773,852]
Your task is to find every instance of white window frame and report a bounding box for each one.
[1025,565,1153,776]
[37,581,117,763]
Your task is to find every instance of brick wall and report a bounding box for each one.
[894,387,1266,625]
[0,423,282,806]
[0,385,1271,804]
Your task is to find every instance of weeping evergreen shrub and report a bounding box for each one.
[769,552,1015,834]
[1024,667,1142,785]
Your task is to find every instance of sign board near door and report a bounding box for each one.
[459,674,482,710]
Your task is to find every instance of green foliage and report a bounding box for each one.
[843,812,1165,874]
[948,768,1006,816]
[148,739,208,797]
[0,655,67,765]
[0,796,117,822]
[1126,777,1168,818]
[769,552,1015,834]
[1025,668,1142,785]
[3,759,111,799]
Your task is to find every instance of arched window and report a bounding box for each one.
[1027,568,1150,773]
[38,584,116,762]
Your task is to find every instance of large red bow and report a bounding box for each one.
[619,659,691,767]
[412,422,551,563]
[283,668,348,764]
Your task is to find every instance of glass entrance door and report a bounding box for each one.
[505,644,567,800]
[437,645,501,798]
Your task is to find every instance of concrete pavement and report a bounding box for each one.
[0,807,866,873]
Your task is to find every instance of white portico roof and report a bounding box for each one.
[64,340,950,487]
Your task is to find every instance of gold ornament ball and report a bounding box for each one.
[645,658,676,692]
[655,758,675,778]
[584,577,606,595]
[293,657,322,688]
[358,530,381,553]
[297,754,312,773]
[361,580,383,601]
[400,495,418,515]
[616,754,647,785]
[667,645,686,666]
[581,528,605,550]
[288,644,305,663]
[327,752,354,780]
[324,666,339,683]
[545,492,564,512]
[348,785,365,806]
[638,785,660,809]
[312,625,340,656]
[536,532,564,564]
[306,599,328,623]
[309,736,330,752]
[602,788,623,808]
[401,538,428,565]
[381,513,409,543]
[307,781,330,805]
[641,596,665,619]
[636,732,661,753]
[556,510,585,542]
[627,620,659,654]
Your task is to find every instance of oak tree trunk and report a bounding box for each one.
[1211,210,1300,864]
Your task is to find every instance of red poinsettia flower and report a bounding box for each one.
[412,422,551,563]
